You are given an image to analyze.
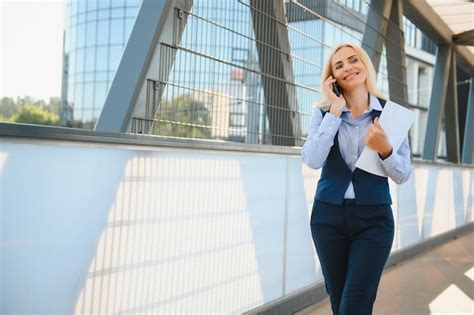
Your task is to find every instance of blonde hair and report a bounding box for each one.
[315,43,386,108]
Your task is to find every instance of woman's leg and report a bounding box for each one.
[338,204,395,315]
[310,201,351,315]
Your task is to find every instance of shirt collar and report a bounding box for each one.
[369,94,383,111]
[341,93,383,112]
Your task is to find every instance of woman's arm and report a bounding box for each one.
[366,117,412,184]
[301,108,342,169]
[379,137,412,184]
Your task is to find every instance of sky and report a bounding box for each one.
[1,0,64,101]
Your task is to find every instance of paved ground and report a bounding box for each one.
[296,231,474,315]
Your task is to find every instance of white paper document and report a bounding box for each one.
[355,100,415,177]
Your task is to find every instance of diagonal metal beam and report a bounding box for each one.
[453,30,474,46]
[461,78,474,164]
[385,0,408,106]
[444,51,460,162]
[95,0,193,133]
[362,0,392,71]
[422,45,452,161]
[250,0,300,146]
[286,0,366,34]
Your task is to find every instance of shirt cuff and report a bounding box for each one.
[317,112,342,137]
[380,150,401,171]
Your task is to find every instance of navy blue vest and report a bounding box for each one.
[315,98,392,205]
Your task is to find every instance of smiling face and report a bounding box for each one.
[331,46,367,91]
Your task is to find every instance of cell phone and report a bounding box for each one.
[332,82,342,97]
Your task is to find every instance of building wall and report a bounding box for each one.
[61,0,141,124]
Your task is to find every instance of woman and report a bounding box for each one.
[302,43,411,315]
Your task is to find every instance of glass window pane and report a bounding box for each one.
[87,0,98,12]
[86,10,96,23]
[111,0,126,7]
[110,19,124,44]
[68,50,76,75]
[71,14,77,27]
[84,47,95,72]
[69,25,77,48]
[77,25,85,48]
[108,45,123,70]
[95,82,108,108]
[76,48,85,73]
[71,0,78,15]
[84,72,95,82]
[77,13,86,24]
[96,71,108,81]
[111,8,124,19]
[75,72,83,84]
[126,0,141,7]
[361,2,368,15]
[126,6,139,18]
[78,0,87,13]
[98,9,110,20]
[98,0,111,9]
[354,0,360,12]
[96,46,109,71]
[84,84,94,109]
[86,21,97,47]
[97,20,110,45]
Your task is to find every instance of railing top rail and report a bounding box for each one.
[0,122,299,156]
[1,122,473,169]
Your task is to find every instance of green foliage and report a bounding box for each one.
[65,119,96,130]
[152,94,211,139]
[0,114,12,123]
[0,97,17,118]
[12,105,60,126]
[0,96,61,125]
[47,97,61,115]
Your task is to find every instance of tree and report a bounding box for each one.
[47,97,61,115]
[152,94,211,139]
[0,97,17,118]
[0,114,12,123]
[12,105,60,126]
[0,96,64,125]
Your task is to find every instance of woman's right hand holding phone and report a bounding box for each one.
[324,76,346,117]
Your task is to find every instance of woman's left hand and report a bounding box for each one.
[366,117,393,158]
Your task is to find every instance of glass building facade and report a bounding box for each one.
[61,0,142,126]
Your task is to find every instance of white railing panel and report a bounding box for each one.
[1,138,472,314]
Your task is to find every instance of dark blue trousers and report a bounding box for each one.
[310,199,394,315]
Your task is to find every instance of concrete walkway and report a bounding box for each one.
[296,231,474,315]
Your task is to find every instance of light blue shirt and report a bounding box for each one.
[302,94,412,199]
